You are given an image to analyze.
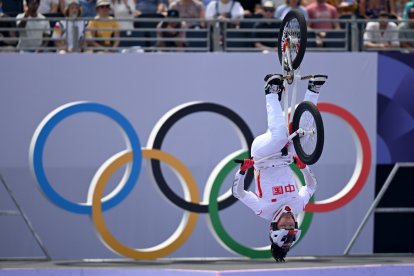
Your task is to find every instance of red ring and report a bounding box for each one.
[305,103,372,212]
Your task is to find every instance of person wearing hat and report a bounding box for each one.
[52,0,86,52]
[156,9,187,49]
[399,6,414,50]
[85,0,120,51]
[252,1,279,52]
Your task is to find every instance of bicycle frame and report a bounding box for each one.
[281,45,318,139]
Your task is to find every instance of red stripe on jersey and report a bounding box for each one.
[256,170,263,198]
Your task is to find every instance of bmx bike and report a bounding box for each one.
[277,9,325,165]
[236,10,325,166]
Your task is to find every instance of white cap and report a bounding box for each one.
[96,0,111,8]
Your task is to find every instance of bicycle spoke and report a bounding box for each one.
[299,111,317,155]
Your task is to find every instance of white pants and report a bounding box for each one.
[251,90,319,160]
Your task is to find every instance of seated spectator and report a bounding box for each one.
[205,0,244,21]
[0,0,17,51]
[363,11,399,49]
[275,0,308,20]
[85,0,120,52]
[52,0,85,52]
[399,5,414,50]
[169,0,205,28]
[156,9,186,49]
[16,0,50,52]
[112,0,136,31]
[253,0,279,52]
[306,0,339,47]
[136,0,168,16]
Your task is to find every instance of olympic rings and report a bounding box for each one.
[207,150,314,258]
[147,102,255,213]
[29,102,142,214]
[305,103,372,212]
[92,149,199,259]
[29,100,372,259]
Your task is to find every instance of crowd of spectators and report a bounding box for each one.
[0,0,413,52]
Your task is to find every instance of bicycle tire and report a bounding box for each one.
[292,101,324,165]
[277,9,307,71]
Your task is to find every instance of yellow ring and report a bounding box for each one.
[91,149,200,259]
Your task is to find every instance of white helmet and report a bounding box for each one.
[269,205,301,248]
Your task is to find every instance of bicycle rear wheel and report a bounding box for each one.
[292,101,324,165]
[277,9,307,71]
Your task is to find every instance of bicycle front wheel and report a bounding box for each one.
[277,9,307,71]
[292,101,324,165]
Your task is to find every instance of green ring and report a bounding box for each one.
[208,151,314,258]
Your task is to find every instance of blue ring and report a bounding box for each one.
[31,102,142,214]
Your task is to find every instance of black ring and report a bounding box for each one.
[149,102,254,213]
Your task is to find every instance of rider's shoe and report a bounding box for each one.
[264,74,284,100]
[308,75,328,94]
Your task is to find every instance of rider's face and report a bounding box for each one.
[276,214,295,229]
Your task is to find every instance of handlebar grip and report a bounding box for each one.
[234,159,254,164]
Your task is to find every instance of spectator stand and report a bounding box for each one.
[132,13,164,50]
[43,13,63,51]
[7,16,414,53]
[223,15,278,52]
[307,18,348,51]
[185,23,209,52]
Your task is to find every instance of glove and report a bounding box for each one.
[240,158,254,173]
[293,155,306,169]
[264,74,284,96]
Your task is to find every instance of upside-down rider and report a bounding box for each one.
[232,74,327,262]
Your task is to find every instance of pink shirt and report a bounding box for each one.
[306,2,338,29]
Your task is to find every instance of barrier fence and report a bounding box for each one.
[1,16,414,53]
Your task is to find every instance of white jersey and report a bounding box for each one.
[232,166,316,221]
[232,90,319,221]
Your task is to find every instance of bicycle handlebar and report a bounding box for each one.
[282,74,322,81]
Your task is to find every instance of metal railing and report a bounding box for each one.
[344,163,414,255]
[0,174,51,260]
[0,16,414,53]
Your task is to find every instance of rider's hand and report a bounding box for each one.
[264,74,284,93]
[240,158,254,173]
[293,155,306,169]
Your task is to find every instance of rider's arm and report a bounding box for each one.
[232,158,254,200]
[232,165,262,214]
[298,166,317,206]
[232,169,248,200]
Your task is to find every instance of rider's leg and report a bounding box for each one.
[303,75,328,104]
[251,75,288,160]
